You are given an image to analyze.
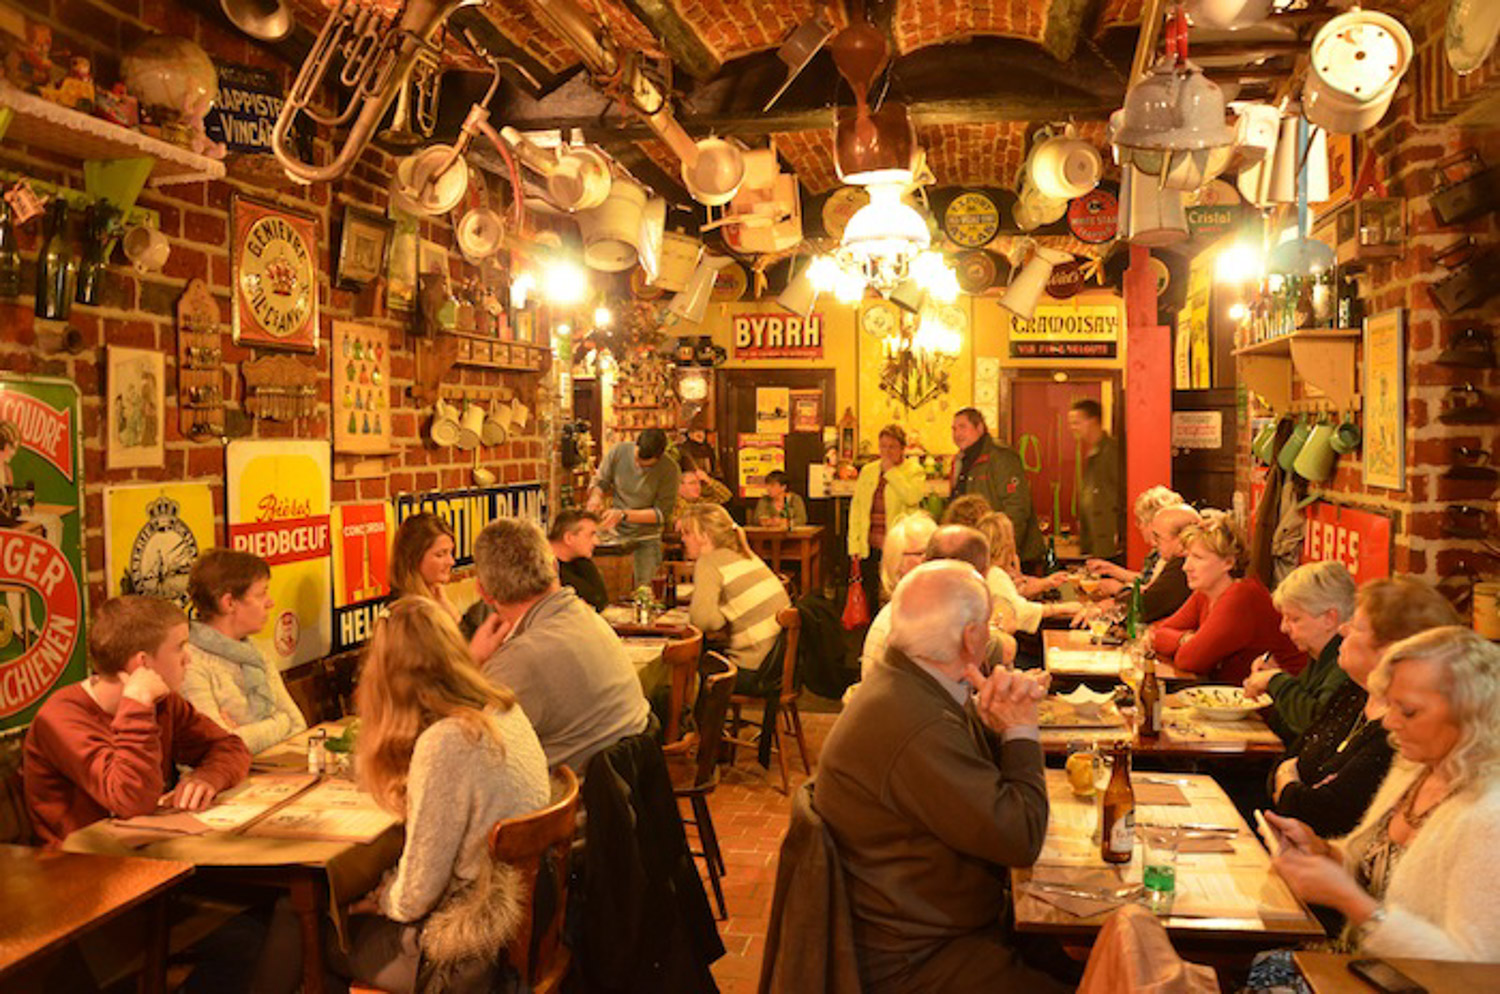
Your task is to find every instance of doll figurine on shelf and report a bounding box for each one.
[94,82,139,128]
[41,55,94,112]
[5,22,60,92]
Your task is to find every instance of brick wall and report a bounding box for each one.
[0,0,552,613]
[1234,0,1500,593]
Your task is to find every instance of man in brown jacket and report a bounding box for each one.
[814,561,1069,993]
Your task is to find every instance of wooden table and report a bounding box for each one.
[1012,770,1323,946]
[0,844,193,993]
[1040,696,1286,759]
[744,525,824,593]
[1043,629,1198,683]
[65,738,403,994]
[1294,951,1500,994]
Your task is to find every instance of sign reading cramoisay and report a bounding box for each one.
[1007,295,1125,359]
[733,314,825,359]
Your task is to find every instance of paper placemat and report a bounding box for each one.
[1163,708,1282,746]
[1047,649,1122,676]
[1134,781,1190,806]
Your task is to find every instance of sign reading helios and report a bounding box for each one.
[733,314,824,359]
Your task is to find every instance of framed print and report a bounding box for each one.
[386,208,418,312]
[332,322,392,456]
[232,196,319,352]
[335,206,393,291]
[106,346,165,469]
[1363,309,1405,490]
[513,309,535,344]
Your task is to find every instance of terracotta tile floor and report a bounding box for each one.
[693,704,839,994]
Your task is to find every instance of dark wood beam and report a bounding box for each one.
[618,0,722,82]
[1042,0,1105,63]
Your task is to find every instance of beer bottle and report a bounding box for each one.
[1139,664,1162,739]
[34,199,73,321]
[1043,530,1060,576]
[0,201,20,298]
[1100,744,1135,864]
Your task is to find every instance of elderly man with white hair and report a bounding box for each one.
[814,561,1068,994]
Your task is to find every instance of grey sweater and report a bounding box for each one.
[593,441,682,542]
[381,706,550,922]
[481,587,650,773]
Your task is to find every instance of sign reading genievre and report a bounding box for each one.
[0,377,86,731]
[1007,295,1124,359]
[733,313,824,359]
[227,441,332,670]
[1301,501,1393,585]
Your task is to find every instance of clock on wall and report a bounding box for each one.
[232,195,319,352]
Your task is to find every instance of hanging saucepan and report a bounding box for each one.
[393,145,469,216]
[1304,9,1413,134]
[577,176,647,272]
[455,207,505,262]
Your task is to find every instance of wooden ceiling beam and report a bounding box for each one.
[618,0,722,82]
[1042,0,1105,63]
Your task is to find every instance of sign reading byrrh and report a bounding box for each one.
[733,313,824,359]
[1007,295,1124,359]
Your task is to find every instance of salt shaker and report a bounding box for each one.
[307,729,327,774]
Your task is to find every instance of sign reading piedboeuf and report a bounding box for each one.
[0,377,86,731]
[1301,501,1393,585]
[1007,294,1125,359]
[227,440,332,670]
[732,313,824,359]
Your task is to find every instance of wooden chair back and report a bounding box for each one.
[660,626,703,747]
[775,606,801,705]
[692,653,739,788]
[488,765,581,991]
[0,739,30,845]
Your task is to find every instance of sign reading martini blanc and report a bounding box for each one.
[1007,295,1124,359]
[392,485,548,568]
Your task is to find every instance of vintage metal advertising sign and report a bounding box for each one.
[1007,295,1124,359]
[732,313,825,360]
[0,377,86,730]
[1301,501,1393,585]
[331,501,396,651]
[227,440,333,670]
[104,482,216,609]
[393,484,548,568]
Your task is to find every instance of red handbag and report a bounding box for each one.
[842,559,870,629]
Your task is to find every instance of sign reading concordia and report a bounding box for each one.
[733,313,824,359]
[1008,298,1123,359]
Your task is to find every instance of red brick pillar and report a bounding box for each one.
[1124,245,1173,570]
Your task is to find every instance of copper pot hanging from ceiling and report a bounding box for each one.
[828,19,916,184]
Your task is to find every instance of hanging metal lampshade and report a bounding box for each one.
[835,102,917,186]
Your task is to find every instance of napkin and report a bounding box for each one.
[1177,836,1235,854]
[1134,782,1190,806]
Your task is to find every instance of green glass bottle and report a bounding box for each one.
[34,199,74,321]
[0,202,20,297]
[1126,576,1143,640]
[75,204,108,306]
[1042,530,1060,576]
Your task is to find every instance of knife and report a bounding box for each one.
[1137,775,1193,786]
[1177,822,1239,833]
[1026,880,1143,902]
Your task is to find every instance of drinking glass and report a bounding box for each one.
[1140,823,1180,914]
[1087,616,1112,642]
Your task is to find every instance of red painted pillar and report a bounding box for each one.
[1124,244,1173,570]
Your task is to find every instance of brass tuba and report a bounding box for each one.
[271,0,481,184]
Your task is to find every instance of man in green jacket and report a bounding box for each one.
[949,408,1044,569]
[1068,398,1122,560]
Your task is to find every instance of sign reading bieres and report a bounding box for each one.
[1007,295,1124,359]
[733,313,824,359]
[1301,501,1393,585]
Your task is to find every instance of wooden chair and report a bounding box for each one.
[725,607,811,794]
[669,652,738,919]
[660,626,703,753]
[488,765,581,994]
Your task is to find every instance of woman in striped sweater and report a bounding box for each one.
[678,503,792,695]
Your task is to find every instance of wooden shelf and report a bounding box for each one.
[1235,329,1361,412]
[0,84,226,187]
[1232,328,1360,357]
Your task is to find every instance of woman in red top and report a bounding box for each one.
[1151,515,1306,684]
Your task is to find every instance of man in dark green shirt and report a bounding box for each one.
[549,508,609,612]
[1068,398,1122,560]
[949,408,1043,569]
[1244,560,1356,743]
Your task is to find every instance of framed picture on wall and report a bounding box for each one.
[335,206,394,291]
[231,196,319,352]
[1363,309,1405,490]
[106,346,165,469]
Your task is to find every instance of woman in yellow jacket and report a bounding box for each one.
[848,424,928,614]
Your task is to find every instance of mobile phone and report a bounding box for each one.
[1253,810,1282,855]
[1348,958,1426,994]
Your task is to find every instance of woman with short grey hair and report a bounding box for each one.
[1248,561,1358,742]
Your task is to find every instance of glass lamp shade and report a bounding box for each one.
[841,183,931,261]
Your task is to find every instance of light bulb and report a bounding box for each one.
[1215,243,1263,283]
[833,267,865,304]
[511,272,536,309]
[1228,303,1248,321]
[593,305,613,327]
[542,259,588,306]
[807,255,841,294]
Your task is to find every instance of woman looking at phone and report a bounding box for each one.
[1263,627,1500,963]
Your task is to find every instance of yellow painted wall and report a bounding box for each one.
[856,297,974,457]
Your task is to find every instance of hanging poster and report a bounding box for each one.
[738,433,786,499]
[1363,310,1405,490]
[226,440,332,670]
[332,322,393,456]
[1182,257,1213,388]
[0,376,86,731]
[393,484,547,567]
[231,196,320,353]
[331,501,396,651]
[106,346,165,469]
[1302,501,1393,584]
[104,482,216,608]
[790,390,822,433]
[756,387,791,434]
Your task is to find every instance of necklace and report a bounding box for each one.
[1402,770,1457,831]
[1335,710,1372,753]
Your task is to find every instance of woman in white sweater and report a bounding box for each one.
[182,549,306,753]
[976,512,1079,634]
[1264,626,1500,962]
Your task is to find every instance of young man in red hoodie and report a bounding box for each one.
[24,594,252,846]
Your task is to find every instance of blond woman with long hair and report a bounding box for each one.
[976,512,1079,634]
[332,597,549,993]
[677,503,790,695]
[390,512,461,622]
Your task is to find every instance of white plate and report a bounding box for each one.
[1448,0,1500,76]
[1180,685,1272,722]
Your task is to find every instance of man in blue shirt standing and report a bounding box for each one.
[587,427,682,587]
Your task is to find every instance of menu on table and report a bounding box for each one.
[109,773,319,837]
[243,777,400,843]
[1046,649,1122,676]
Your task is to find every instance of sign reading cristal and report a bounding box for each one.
[1007,297,1123,359]
[733,314,824,359]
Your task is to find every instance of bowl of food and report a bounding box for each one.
[1180,685,1271,722]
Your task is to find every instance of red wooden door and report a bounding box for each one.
[1004,375,1117,547]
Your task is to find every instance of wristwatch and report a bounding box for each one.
[1357,904,1389,942]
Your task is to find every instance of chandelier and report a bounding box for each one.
[807,182,960,301]
[879,304,963,410]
